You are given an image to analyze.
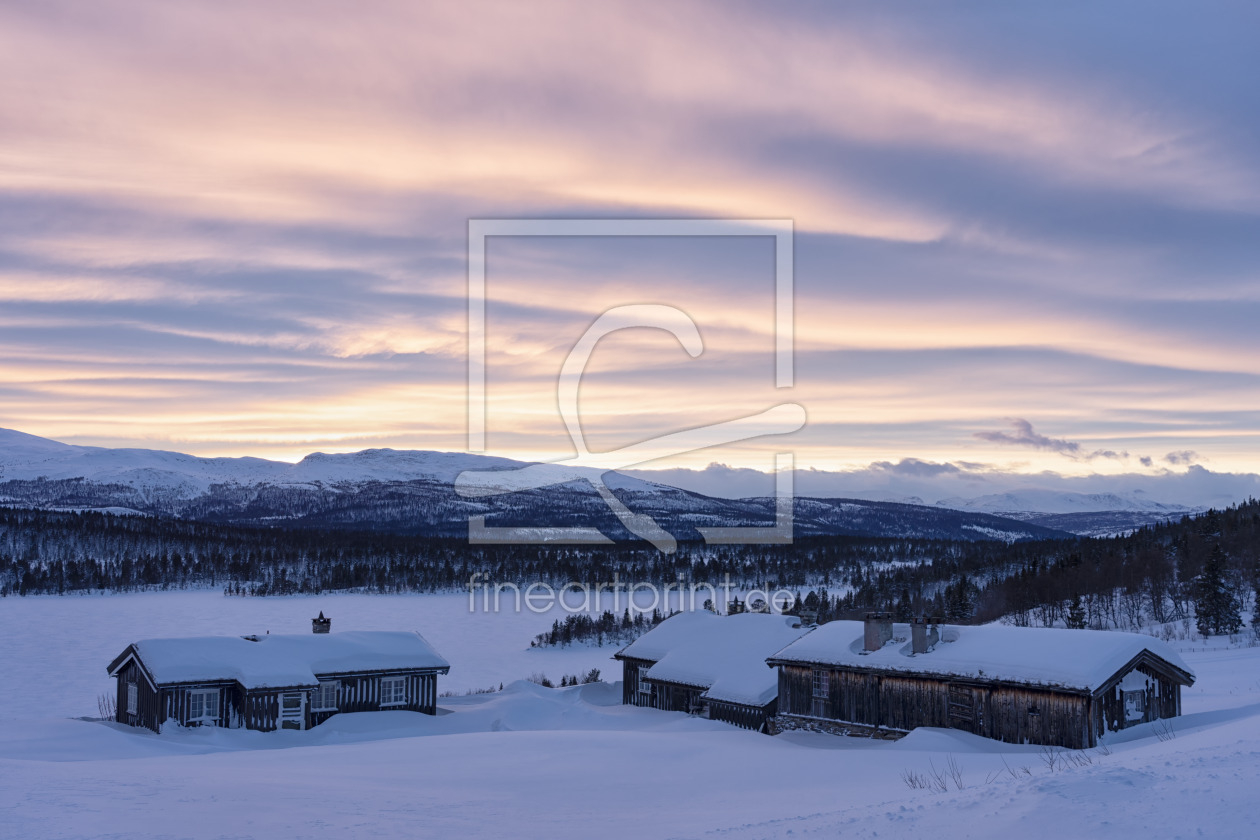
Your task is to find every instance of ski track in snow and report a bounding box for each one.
[1,592,1259,839]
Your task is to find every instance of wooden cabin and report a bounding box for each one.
[614,610,814,732]
[107,618,450,733]
[766,614,1195,749]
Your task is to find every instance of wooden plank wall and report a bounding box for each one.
[1096,663,1181,736]
[620,658,656,707]
[778,664,1095,749]
[113,661,161,732]
[708,699,775,732]
[309,671,441,727]
[116,669,444,733]
[160,683,238,730]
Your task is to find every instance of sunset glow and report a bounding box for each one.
[2,0,1259,500]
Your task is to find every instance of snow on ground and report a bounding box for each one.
[0,591,636,719]
[1,592,1259,839]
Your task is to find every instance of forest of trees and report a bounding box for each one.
[2,501,1258,635]
[531,608,675,647]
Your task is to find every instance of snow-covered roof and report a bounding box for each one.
[618,612,814,707]
[119,631,450,690]
[767,621,1194,693]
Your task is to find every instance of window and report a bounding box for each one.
[638,666,652,694]
[187,688,219,724]
[313,681,339,712]
[812,669,829,698]
[1124,690,1146,722]
[811,669,829,718]
[126,682,138,714]
[380,677,407,706]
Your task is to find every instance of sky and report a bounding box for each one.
[2,1,1260,505]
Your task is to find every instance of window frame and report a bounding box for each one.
[812,668,829,699]
[637,666,652,695]
[312,681,339,712]
[1123,689,1146,721]
[810,669,829,718]
[126,681,138,714]
[187,688,220,724]
[380,676,407,707]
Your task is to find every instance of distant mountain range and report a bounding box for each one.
[0,428,1196,541]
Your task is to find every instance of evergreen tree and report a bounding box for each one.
[945,576,975,622]
[1066,594,1087,629]
[1194,545,1242,636]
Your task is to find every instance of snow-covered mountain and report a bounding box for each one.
[0,428,1070,542]
[934,489,1199,537]
[935,489,1192,516]
[0,427,635,494]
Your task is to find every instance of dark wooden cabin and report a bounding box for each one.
[614,610,813,732]
[766,614,1195,749]
[108,617,450,733]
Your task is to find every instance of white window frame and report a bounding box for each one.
[187,688,220,724]
[126,681,138,714]
[812,669,829,698]
[380,677,407,706]
[637,666,652,695]
[313,681,339,712]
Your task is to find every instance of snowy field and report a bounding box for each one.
[1,592,1259,839]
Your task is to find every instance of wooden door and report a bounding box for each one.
[280,692,306,730]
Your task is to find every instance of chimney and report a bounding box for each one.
[911,616,938,654]
[797,591,820,628]
[863,611,892,652]
[312,611,331,634]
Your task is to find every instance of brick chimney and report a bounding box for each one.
[312,611,331,634]
[863,612,892,652]
[911,616,938,654]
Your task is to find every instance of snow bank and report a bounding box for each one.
[769,621,1193,692]
[620,612,813,707]
[128,631,449,689]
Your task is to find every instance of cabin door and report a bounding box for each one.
[948,685,983,734]
[280,692,306,730]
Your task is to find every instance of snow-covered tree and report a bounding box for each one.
[1066,594,1087,629]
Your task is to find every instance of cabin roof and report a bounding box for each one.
[617,611,814,707]
[767,621,1194,693]
[111,630,450,689]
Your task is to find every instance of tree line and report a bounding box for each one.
[2,502,1258,636]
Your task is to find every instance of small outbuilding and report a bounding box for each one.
[108,620,450,733]
[766,614,1194,748]
[614,611,814,732]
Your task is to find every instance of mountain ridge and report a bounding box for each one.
[0,428,1182,540]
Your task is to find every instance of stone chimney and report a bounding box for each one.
[911,616,938,654]
[863,612,893,652]
[312,611,331,634]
